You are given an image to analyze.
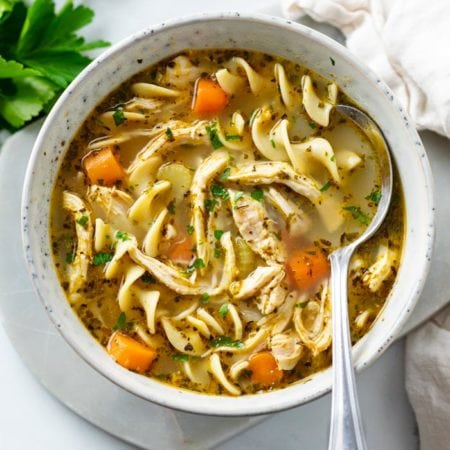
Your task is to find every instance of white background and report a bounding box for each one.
[0,1,421,449]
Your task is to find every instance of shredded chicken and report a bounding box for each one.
[230,189,286,265]
[190,151,229,267]
[270,330,304,370]
[128,120,210,173]
[62,192,93,302]
[227,161,321,204]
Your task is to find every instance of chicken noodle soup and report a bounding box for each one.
[51,50,404,395]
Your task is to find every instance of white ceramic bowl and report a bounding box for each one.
[22,13,434,416]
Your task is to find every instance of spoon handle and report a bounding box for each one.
[328,249,368,450]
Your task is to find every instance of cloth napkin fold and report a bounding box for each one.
[282,1,450,449]
[281,0,450,139]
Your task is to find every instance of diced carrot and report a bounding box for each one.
[286,246,330,291]
[166,234,194,265]
[107,331,157,373]
[83,146,125,186]
[192,78,229,115]
[248,351,283,387]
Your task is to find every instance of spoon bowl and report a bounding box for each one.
[328,105,393,450]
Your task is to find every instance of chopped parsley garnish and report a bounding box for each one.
[205,123,224,149]
[185,258,205,274]
[330,154,336,162]
[92,252,113,266]
[309,122,317,129]
[209,336,244,348]
[167,200,176,215]
[165,127,174,141]
[200,293,210,304]
[330,56,336,66]
[141,273,154,284]
[220,167,231,181]
[211,184,229,200]
[204,198,218,212]
[343,206,370,225]
[218,303,229,318]
[116,230,130,241]
[320,181,332,192]
[296,302,308,309]
[225,134,242,141]
[113,108,125,126]
[214,229,224,240]
[113,312,127,331]
[270,138,276,148]
[233,191,244,206]
[251,188,264,202]
[172,354,189,362]
[366,190,382,205]
[65,252,75,264]
[76,215,88,226]
[214,248,222,258]
[186,225,195,235]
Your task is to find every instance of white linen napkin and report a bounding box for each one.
[281,0,450,139]
[281,1,450,449]
[405,307,450,450]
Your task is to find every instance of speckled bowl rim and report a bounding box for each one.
[22,12,435,416]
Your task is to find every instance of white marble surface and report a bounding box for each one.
[1,0,447,449]
[0,324,418,450]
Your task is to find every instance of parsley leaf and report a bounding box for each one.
[366,189,381,205]
[186,224,194,235]
[225,134,241,141]
[167,200,176,215]
[213,247,222,258]
[116,230,130,241]
[0,0,109,130]
[76,215,88,226]
[343,206,370,225]
[309,122,317,129]
[205,122,223,149]
[172,354,189,362]
[200,292,210,304]
[251,188,264,202]
[209,336,244,349]
[218,303,229,318]
[165,127,174,141]
[295,302,308,309]
[320,181,332,192]
[233,191,244,207]
[184,258,205,274]
[219,167,231,181]
[214,229,224,240]
[113,312,127,331]
[204,198,218,212]
[270,138,276,148]
[92,252,113,266]
[65,251,75,264]
[211,184,229,200]
[112,108,125,126]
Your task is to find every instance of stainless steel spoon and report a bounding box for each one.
[327,105,393,450]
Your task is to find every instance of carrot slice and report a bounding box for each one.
[286,246,330,291]
[192,78,229,115]
[248,351,283,387]
[107,331,157,373]
[166,234,194,265]
[83,146,125,186]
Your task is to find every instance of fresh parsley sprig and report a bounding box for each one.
[0,0,109,131]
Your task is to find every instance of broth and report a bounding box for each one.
[50,49,404,395]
